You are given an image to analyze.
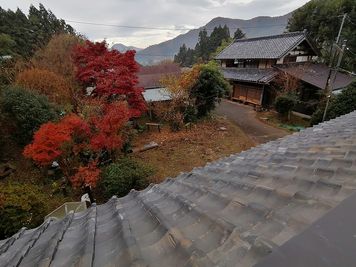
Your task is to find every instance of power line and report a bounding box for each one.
[137,54,176,57]
[346,48,356,57]
[347,16,356,26]
[65,19,287,31]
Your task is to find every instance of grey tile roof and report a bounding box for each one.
[275,63,354,90]
[216,31,309,60]
[256,192,356,267]
[221,67,277,84]
[1,112,356,267]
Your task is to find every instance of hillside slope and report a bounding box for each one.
[136,13,292,65]
[111,43,142,53]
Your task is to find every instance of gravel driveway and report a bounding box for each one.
[215,99,288,144]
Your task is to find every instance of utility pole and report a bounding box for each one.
[322,13,347,122]
[322,40,347,122]
[336,14,347,44]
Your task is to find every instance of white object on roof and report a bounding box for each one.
[143,87,171,102]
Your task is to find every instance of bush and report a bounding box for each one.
[0,86,59,144]
[311,81,356,125]
[16,68,73,106]
[183,105,198,123]
[0,183,50,239]
[101,158,154,197]
[275,93,298,116]
[190,62,231,118]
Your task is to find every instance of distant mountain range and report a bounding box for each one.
[112,13,292,65]
[111,43,142,53]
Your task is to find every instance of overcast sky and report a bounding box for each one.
[0,0,310,48]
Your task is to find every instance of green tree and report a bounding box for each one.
[233,28,246,40]
[101,158,154,198]
[311,81,356,125]
[174,44,188,66]
[274,93,298,120]
[0,86,59,144]
[175,25,231,66]
[190,62,231,118]
[0,33,16,56]
[0,183,51,239]
[211,38,233,59]
[0,4,74,58]
[208,25,231,57]
[195,28,210,62]
[288,0,356,71]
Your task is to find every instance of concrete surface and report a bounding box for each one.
[215,99,288,144]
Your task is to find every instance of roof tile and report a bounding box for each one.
[216,32,307,60]
[1,111,356,266]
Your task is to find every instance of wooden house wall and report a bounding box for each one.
[232,82,264,105]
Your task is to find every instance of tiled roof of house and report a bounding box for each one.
[275,63,354,90]
[256,192,356,267]
[221,67,277,84]
[1,112,356,267]
[216,31,313,60]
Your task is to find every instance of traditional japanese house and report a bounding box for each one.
[216,31,319,106]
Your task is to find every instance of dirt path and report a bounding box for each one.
[215,99,289,144]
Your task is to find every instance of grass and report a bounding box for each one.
[257,110,310,132]
[132,116,254,183]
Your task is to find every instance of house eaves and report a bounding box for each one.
[220,68,278,84]
[1,112,356,267]
[275,63,354,90]
[215,31,316,60]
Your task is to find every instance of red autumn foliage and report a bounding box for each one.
[23,114,90,166]
[90,101,131,151]
[72,40,146,117]
[23,101,131,187]
[70,162,101,188]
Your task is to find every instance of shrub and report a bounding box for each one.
[311,81,356,125]
[183,105,198,123]
[0,86,59,144]
[190,62,231,118]
[16,68,73,106]
[0,182,50,239]
[101,158,154,197]
[275,93,298,118]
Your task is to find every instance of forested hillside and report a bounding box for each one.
[0,4,74,58]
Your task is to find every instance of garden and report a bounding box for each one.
[0,33,253,238]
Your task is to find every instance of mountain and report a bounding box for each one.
[136,13,292,65]
[111,43,142,53]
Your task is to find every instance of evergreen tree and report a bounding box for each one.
[209,25,231,58]
[233,28,246,40]
[174,44,188,65]
[288,0,355,71]
[190,62,231,118]
[195,28,210,62]
[175,25,231,66]
[0,4,75,58]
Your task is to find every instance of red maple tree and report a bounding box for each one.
[72,41,146,117]
[23,114,90,166]
[70,161,101,188]
[90,101,131,151]
[23,101,131,188]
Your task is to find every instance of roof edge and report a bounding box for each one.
[232,31,305,43]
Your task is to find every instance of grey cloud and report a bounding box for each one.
[0,0,310,47]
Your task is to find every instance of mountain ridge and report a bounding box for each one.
[111,43,142,53]
[134,13,292,65]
